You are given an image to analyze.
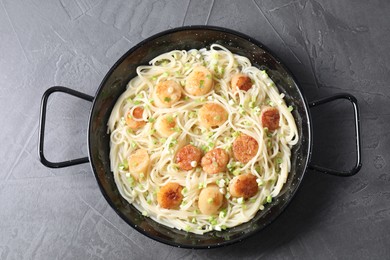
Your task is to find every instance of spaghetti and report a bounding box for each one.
[108,44,298,234]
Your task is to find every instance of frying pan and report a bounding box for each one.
[38,26,361,248]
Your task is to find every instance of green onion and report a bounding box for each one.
[288,106,294,112]
[142,211,148,216]
[131,141,137,148]
[133,100,141,105]
[148,117,155,123]
[162,72,169,77]
[184,225,192,232]
[164,97,171,102]
[207,198,214,204]
[266,195,272,203]
[199,80,205,88]
[166,115,174,123]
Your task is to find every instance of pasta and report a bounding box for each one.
[107,44,298,234]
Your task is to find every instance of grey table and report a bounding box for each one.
[1,0,389,259]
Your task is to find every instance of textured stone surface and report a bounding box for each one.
[1,0,389,259]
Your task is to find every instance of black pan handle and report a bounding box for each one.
[308,93,362,176]
[38,86,94,168]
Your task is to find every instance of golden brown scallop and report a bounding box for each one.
[154,114,178,137]
[153,80,182,108]
[229,174,258,199]
[126,107,146,130]
[175,144,202,171]
[231,73,253,92]
[201,148,229,174]
[198,103,228,128]
[157,182,183,209]
[232,134,259,163]
[260,106,280,131]
[185,66,213,96]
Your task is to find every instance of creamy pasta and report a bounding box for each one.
[108,44,298,234]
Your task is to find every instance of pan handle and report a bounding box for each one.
[38,86,94,168]
[308,93,362,176]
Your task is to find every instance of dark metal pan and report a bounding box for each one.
[38,26,361,248]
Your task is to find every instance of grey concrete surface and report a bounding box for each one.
[1,0,389,259]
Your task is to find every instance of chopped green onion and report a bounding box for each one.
[207,198,214,204]
[219,209,227,218]
[184,225,192,232]
[148,117,155,123]
[199,80,205,88]
[266,195,272,203]
[288,106,294,112]
[133,100,141,105]
[164,97,171,102]
[142,211,148,216]
[162,72,169,77]
[237,197,244,204]
[232,169,240,176]
[166,115,174,123]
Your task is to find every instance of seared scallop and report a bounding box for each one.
[185,66,213,96]
[198,185,223,215]
[232,134,259,163]
[229,174,258,199]
[198,103,228,128]
[128,149,150,180]
[201,148,229,174]
[154,114,177,137]
[153,80,182,108]
[126,107,146,130]
[260,106,280,131]
[157,182,183,209]
[176,144,202,171]
[231,73,253,92]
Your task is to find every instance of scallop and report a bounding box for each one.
[185,66,213,96]
[198,185,223,215]
[153,80,182,108]
[198,103,228,128]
